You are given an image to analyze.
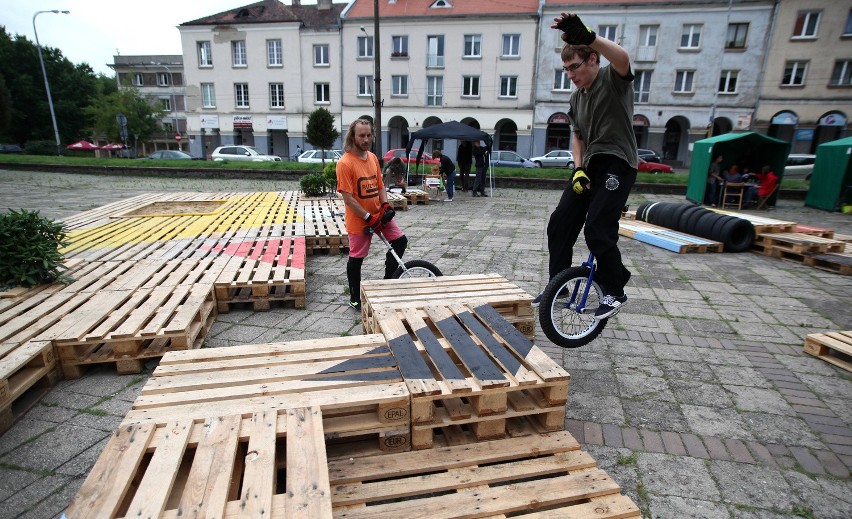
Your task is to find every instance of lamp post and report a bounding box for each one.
[361,2,382,162]
[153,62,180,151]
[33,10,70,155]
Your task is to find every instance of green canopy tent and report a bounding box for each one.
[686,132,789,205]
[804,137,852,212]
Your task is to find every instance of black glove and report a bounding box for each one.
[380,202,395,224]
[553,13,596,46]
[364,212,381,234]
[572,168,590,194]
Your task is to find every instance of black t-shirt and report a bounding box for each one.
[439,155,455,175]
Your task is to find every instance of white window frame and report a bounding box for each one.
[427,35,445,68]
[553,69,571,91]
[267,39,282,67]
[201,83,216,108]
[726,23,749,49]
[639,25,658,46]
[462,75,480,97]
[314,44,329,66]
[674,70,695,93]
[680,24,702,49]
[499,76,518,98]
[315,83,330,104]
[598,25,617,42]
[160,97,172,111]
[391,35,408,57]
[358,35,374,59]
[132,73,144,86]
[831,60,852,86]
[844,10,852,37]
[157,72,170,86]
[232,40,247,67]
[234,83,249,108]
[635,70,652,103]
[719,70,738,94]
[358,75,373,97]
[426,76,443,107]
[269,83,285,108]
[464,34,481,58]
[501,34,520,58]
[391,75,408,96]
[198,41,213,67]
[792,11,821,39]
[782,61,808,86]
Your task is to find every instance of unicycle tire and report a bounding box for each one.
[539,266,608,348]
[392,260,442,279]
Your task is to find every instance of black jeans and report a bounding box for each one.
[546,154,636,296]
[472,164,486,193]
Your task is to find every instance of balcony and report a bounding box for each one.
[636,46,657,62]
[427,54,444,68]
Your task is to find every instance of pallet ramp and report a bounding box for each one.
[619,219,723,253]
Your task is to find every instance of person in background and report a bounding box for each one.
[471,141,488,197]
[432,149,456,202]
[383,156,407,194]
[294,144,303,161]
[707,154,724,207]
[457,141,473,192]
[746,165,778,208]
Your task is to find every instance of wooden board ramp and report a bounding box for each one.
[122,335,411,454]
[709,209,797,234]
[360,273,536,339]
[804,331,852,373]
[0,341,59,434]
[619,219,724,253]
[403,189,430,205]
[213,236,307,312]
[373,303,569,450]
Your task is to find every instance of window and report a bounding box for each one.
[163,122,173,134]
[598,25,617,42]
[157,73,170,86]
[426,76,443,106]
[845,10,852,36]
[392,35,408,57]
[499,76,518,98]
[680,24,702,49]
[160,98,171,111]
[634,70,652,103]
[358,35,374,58]
[830,60,852,86]
[502,34,520,57]
[553,69,571,91]
[267,39,282,66]
[201,83,216,108]
[391,75,408,96]
[315,83,330,103]
[269,83,285,108]
[674,70,694,93]
[232,40,247,67]
[639,25,658,46]
[427,35,444,67]
[235,83,249,108]
[719,70,738,93]
[132,73,143,86]
[462,76,480,97]
[198,41,212,67]
[783,61,808,86]
[358,75,373,96]
[314,44,329,66]
[792,11,820,38]
[464,35,481,58]
[726,23,749,49]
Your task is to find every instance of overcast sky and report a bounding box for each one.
[3,0,299,76]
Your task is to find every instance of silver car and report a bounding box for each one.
[529,150,575,168]
[490,150,538,168]
[297,149,343,163]
[211,145,281,162]
[783,154,816,181]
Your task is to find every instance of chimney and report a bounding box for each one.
[317,0,331,10]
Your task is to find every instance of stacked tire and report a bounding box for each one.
[634,202,755,253]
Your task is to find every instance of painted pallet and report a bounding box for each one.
[0,341,59,434]
[709,209,797,234]
[213,236,307,312]
[373,303,569,450]
[619,219,724,253]
[403,189,430,205]
[361,273,536,339]
[795,224,834,238]
[804,331,852,373]
[386,192,409,211]
[803,247,852,275]
[753,232,846,254]
[328,431,641,518]
[122,335,411,453]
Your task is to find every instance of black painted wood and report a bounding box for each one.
[433,313,506,383]
[456,309,523,376]
[410,320,466,381]
[472,304,535,357]
[387,335,435,380]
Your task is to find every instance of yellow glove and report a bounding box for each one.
[572,168,590,194]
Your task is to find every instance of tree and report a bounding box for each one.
[84,84,163,143]
[305,107,340,167]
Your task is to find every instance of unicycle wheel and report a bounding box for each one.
[539,266,608,348]
[392,260,442,279]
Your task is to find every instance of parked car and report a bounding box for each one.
[637,148,663,163]
[529,150,575,168]
[143,150,197,160]
[490,150,538,168]
[211,145,282,162]
[297,149,343,163]
[382,148,440,165]
[783,153,816,181]
[637,157,673,174]
[0,144,23,154]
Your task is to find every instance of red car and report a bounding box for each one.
[382,148,440,165]
[638,157,673,174]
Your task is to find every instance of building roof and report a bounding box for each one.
[344,0,540,19]
[181,0,346,28]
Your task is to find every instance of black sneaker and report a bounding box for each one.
[531,291,543,307]
[349,300,361,311]
[594,295,627,320]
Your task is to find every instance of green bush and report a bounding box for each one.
[322,161,338,189]
[299,173,327,197]
[0,209,69,287]
[24,140,62,156]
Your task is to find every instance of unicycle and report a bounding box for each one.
[372,227,443,279]
[539,252,608,348]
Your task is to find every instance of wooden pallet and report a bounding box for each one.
[373,303,569,450]
[619,219,724,253]
[302,206,348,255]
[386,192,409,211]
[795,224,835,238]
[403,189,430,205]
[361,273,536,339]
[803,247,852,275]
[0,341,60,434]
[213,237,307,312]
[328,430,640,518]
[804,331,852,373]
[709,209,797,233]
[753,233,846,254]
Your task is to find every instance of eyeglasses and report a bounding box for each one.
[563,57,587,73]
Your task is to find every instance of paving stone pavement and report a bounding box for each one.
[1,169,851,518]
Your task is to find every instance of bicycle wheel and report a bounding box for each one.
[392,260,443,279]
[539,266,608,348]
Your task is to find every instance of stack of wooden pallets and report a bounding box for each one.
[804,331,852,373]
[619,218,724,253]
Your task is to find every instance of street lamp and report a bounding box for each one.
[361,3,382,162]
[152,62,181,151]
[33,10,70,155]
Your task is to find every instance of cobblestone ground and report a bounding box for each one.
[1,169,850,518]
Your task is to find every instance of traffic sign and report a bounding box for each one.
[175,133,182,142]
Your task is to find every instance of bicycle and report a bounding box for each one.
[538,252,608,348]
[366,220,442,279]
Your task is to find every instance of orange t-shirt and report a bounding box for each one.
[336,151,384,234]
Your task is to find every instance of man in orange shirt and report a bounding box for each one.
[337,119,407,311]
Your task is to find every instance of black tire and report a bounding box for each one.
[534,161,543,168]
[710,215,736,242]
[392,260,442,279]
[539,266,607,348]
[721,219,756,252]
[694,212,719,238]
[567,161,576,169]
[685,207,711,235]
[635,202,652,221]
[678,206,702,232]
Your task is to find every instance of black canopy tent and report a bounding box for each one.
[405,121,494,194]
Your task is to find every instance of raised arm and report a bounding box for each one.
[552,12,631,77]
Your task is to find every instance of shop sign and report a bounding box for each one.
[233,115,253,129]
[200,114,219,129]
[267,115,288,130]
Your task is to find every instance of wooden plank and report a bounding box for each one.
[804,331,852,373]
[240,411,277,517]
[285,406,333,519]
